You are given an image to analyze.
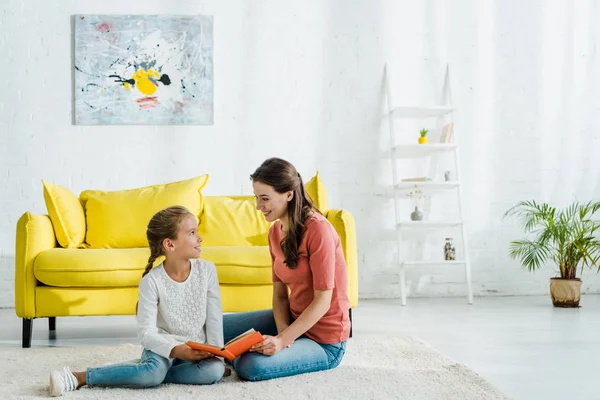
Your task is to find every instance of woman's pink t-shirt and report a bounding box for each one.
[269,213,351,344]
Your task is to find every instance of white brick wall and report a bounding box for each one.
[1,0,600,308]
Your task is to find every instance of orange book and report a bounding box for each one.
[186,329,265,361]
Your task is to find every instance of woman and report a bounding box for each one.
[223,157,351,381]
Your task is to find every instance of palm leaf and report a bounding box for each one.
[508,239,551,271]
[503,200,555,233]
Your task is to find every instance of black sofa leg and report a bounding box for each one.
[49,317,56,331]
[349,308,353,338]
[22,318,33,348]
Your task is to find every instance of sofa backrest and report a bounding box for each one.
[40,172,328,249]
[197,172,329,247]
[80,175,209,248]
[198,196,271,247]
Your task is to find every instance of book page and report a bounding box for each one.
[186,341,224,353]
[225,328,256,347]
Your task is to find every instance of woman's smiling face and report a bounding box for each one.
[253,180,291,223]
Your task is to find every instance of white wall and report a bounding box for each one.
[1,0,599,307]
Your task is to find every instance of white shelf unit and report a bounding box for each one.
[396,221,463,230]
[393,144,457,158]
[401,260,467,266]
[395,181,460,196]
[391,106,454,119]
[384,63,473,306]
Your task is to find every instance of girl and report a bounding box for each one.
[223,157,351,381]
[49,206,225,396]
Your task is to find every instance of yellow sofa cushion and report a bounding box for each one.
[202,246,272,284]
[36,287,138,317]
[34,248,156,287]
[80,175,209,248]
[305,172,329,213]
[326,209,359,308]
[34,246,272,287]
[199,196,271,247]
[41,180,86,248]
[219,285,273,313]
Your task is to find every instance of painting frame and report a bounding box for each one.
[73,14,213,125]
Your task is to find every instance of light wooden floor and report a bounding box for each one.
[1,295,599,400]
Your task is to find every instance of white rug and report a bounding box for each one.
[1,336,509,399]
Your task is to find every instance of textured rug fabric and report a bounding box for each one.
[0,336,509,399]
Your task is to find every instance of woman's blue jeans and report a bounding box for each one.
[223,309,346,382]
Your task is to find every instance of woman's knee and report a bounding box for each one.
[234,353,266,382]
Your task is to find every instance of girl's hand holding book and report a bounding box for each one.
[170,344,213,362]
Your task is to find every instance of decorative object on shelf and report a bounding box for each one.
[74,14,214,125]
[503,200,600,308]
[439,123,455,143]
[444,171,451,182]
[407,188,424,220]
[418,128,428,144]
[444,238,456,260]
[410,207,423,221]
[407,187,423,204]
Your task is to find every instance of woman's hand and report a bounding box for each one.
[250,335,289,356]
[170,344,213,362]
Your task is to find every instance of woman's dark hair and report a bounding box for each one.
[250,158,318,268]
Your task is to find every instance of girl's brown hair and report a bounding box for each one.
[142,205,195,278]
[250,158,318,268]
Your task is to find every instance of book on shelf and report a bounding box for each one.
[400,177,432,182]
[186,329,265,361]
[439,123,454,144]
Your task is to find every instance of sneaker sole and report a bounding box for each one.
[49,371,65,397]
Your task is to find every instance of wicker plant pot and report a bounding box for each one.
[549,278,582,308]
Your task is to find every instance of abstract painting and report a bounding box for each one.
[74,15,213,125]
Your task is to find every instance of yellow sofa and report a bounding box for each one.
[15,174,358,347]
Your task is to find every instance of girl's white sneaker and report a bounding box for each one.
[49,366,78,397]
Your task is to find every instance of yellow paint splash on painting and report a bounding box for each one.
[132,69,160,95]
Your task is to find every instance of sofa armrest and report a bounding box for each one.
[325,209,358,308]
[15,212,57,318]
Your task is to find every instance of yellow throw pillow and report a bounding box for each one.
[42,180,86,248]
[199,196,271,247]
[80,175,209,248]
[305,171,329,213]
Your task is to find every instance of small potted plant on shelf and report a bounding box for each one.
[503,200,600,307]
[418,128,428,144]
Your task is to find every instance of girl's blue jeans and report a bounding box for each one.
[86,349,224,387]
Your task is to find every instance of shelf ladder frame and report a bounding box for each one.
[384,63,473,305]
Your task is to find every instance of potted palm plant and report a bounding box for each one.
[503,200,600,307]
